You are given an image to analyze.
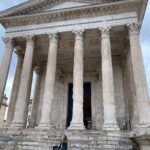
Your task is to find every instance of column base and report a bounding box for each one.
[137,123,150,129]
[10,122,25,128]
[68,122,85,130]
[102,123,120,131]
[37,123,55,129]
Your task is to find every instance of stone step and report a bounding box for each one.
[0,129,138,150]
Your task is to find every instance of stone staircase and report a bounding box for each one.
[0,128,63,150]
[0,128,139,150]
[66,130,138,150]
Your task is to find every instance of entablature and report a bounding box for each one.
[0,0,143,28]
[4,12,137,38]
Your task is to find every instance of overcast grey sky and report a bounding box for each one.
[0,0,150,100]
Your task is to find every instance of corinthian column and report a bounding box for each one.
[6,50,24,126]
[11,35,34,128]
[0,37,14,106]
[99,27,119,131]
[38,33,58,129]
[128,23,150,128]
[30,66,41,128]
[68,30,85,130]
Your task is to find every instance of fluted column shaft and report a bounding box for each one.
[6,50,24,126]
[11,35,34,128]
[99,27,119,131]
[0,37,14,106]
[30,66,41,127]
[68,30,85,130]
[38,33,58,128]
[128,23,150,127]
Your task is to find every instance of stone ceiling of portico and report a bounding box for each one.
[37,27,125,58]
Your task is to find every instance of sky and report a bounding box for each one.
[0,0,35,101]
[0,0,150,102]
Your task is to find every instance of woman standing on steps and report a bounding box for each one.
[53,135,68,150]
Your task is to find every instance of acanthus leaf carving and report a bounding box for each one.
[47,32,58,43]
[73,29,85,41]
[24,35,35,43]
[2,37,14,46]
[99,26,111,39]
[127,23,140,36]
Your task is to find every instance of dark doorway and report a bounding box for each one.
[66,82,92,129]
[66,83,73,128]
[83,82,92,129]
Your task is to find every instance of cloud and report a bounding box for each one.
[0,0,27,10]
[141,41,150,93]
[0,0,27,100]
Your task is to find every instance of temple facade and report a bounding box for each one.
[0,0,150,149]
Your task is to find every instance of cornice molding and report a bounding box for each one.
[0,0,121,17]
[0,0,141,28]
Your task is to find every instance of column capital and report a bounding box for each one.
[127,23,140,36]
[34,66,41,75]
[99,26,111,39]
[47,33,58,43]
[73,29,85,41]
[14,49,24,58]
[2,37,13,46]
[24,35,35,43]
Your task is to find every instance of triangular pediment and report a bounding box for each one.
[0,0,103,17]
[45,1,91,11]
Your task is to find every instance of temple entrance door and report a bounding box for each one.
[83,82,92,129]
[66,83,73,128]
[66,82,92,129]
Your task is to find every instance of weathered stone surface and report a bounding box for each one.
[99,26,119,131]
[38,33,58,128]
[0,37,13,105]
[0,0,150,149]
[0,129,138,150]
[11,35,34,128]
[68,30,85,130]
[6,50,24,127]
